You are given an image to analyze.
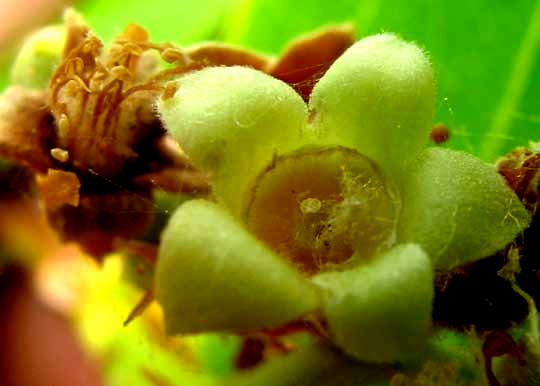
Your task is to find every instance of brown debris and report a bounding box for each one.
[496,148,540,212]
[235,337,267,369]
[430,123,451,144]
[234,319,320,370]
[36,169,81,209]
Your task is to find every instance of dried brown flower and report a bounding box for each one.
[0,11,355,258]
[0,13,209,257]
[496,147,540,212]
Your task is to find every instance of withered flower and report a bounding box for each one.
[0,11,209,257]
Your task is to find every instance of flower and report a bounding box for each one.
[155,33,530,364]
[0,10,210,257]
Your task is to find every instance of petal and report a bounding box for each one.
[313,244,434,363]
[157,66,308,217]
[308,33,436,177]
[397,148,531,269]
[155,199,320,335]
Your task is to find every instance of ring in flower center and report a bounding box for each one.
[244,146,399,275]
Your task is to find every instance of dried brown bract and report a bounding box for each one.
[496,147,540,212]
[186,23,356,101]
[268,23,356,100]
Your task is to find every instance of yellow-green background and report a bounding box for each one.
[2,0,540,160]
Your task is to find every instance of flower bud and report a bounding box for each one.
[11,26,66,89]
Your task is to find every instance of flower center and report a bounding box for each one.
[244,146,399,275]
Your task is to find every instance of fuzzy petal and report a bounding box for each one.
[398,148,531,269]
[308,33,435,177]
[155,199,320,335]
[157,66,308,217]
[313,244,434,363]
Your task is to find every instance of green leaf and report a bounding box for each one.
[397,147,531,269]
[223,0,540,160]
[155,199,320,335]
[312,244,434,363]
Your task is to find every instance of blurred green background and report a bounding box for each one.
[1,0,539,161]
[1,1,539,385]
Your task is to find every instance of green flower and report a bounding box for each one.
[11,25,66,89]
[155,33,530,364]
